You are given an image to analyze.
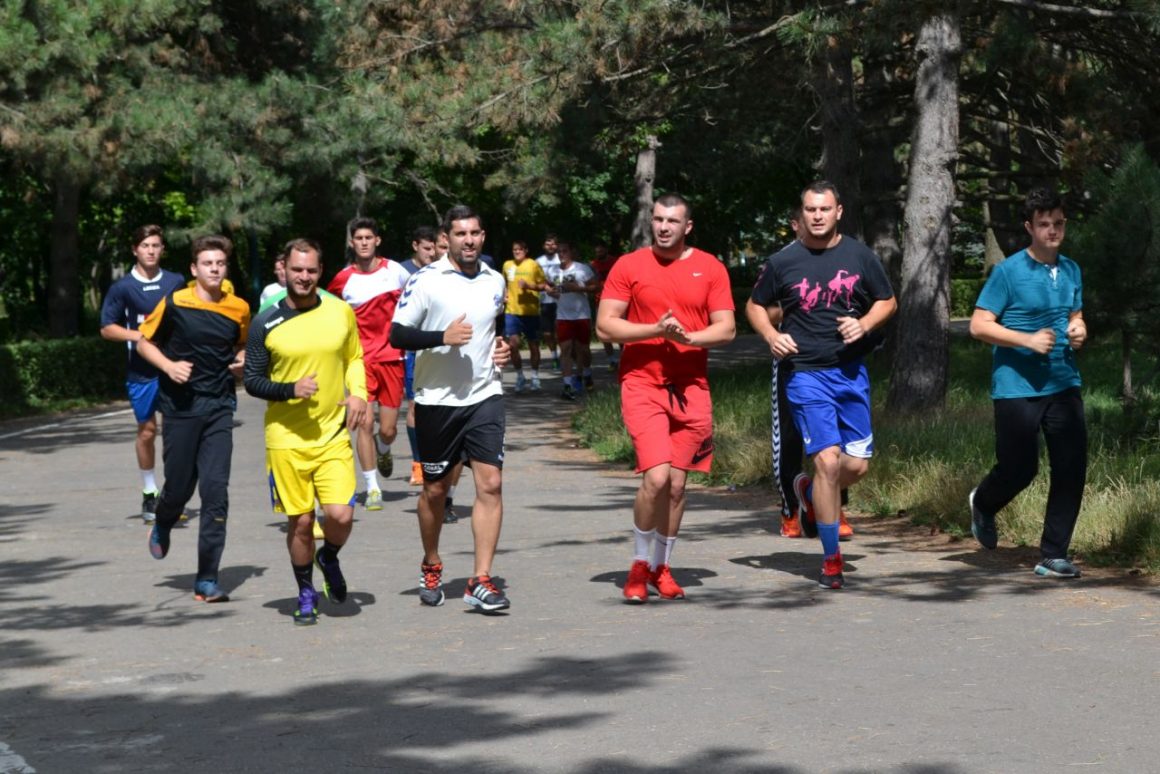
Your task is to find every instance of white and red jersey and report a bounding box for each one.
[327,257,410,364]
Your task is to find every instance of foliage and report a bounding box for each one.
[0,336,124,417]
[949,278,985,318]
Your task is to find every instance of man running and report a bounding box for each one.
[99,225,185,523]
[749,181,896,589]
[327,217,410,510]
[138,235,250,603]
[537,233,561,370]
[589,240,621,371]
[546,241,597,400]
[596,193,736,603]
[968,187,1088,579]
[389,204,513,613]
[502,240,551,392]
[244,238,370,625]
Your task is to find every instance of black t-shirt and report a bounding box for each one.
[750,237,893,371]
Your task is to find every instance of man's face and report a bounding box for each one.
[190,249,228,293]
[436,232,449,256]
[273,259,286,285]
[285,248,321,300]
[543,237,558,256]
[801,191,842,242]
[651,203,692,251]
[447,217,485,270]
[512,243,529,263]
[557,244,574,266]
[593,244,608,261]
[133,235,164,271]
[349,228,380,261]
[412,238,437,266]
[1025,208,1066,252]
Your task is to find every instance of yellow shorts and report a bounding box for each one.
[266,437,356,516]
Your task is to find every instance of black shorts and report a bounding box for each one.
[540,302,557,331]
[414,395,506,482]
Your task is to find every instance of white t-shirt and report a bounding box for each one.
[259,282,285,306]
[392,256,506,407]
[545,261,596,321]
[537,252,559,306]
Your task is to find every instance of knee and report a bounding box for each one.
[813,448,843,481]
[669,476,687,504]
[138,422,157,443]
[379,426,397,445]
[475,471,503,500]
[844,456,870,481]
[641,468,671,499]
[323,505,353,527]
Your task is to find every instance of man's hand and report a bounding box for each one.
[769,332,799,359]
[836,315,866,344]
[492,336,511,367]
[342,395,370,431]
[443,314,473,346]
[657,309,690,344]
[1025,328,1056,355]
[228,349,245,378]
[1067,319,1087,350]
[166,360,194,384]
[294,372,319,399]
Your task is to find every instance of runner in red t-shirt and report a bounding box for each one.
[596,194,736,604]
[589,240,622,371]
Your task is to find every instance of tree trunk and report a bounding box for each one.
[815,36,863,239]
[861,54,904,284]
[631,135,660,249]
[48,176,81,338]
[887,9,961,412]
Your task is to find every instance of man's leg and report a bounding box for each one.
[974,397,1042,519]
[467,462,503,577]
[507,334,524,373]
[149,414,199,560]
[136,416,158,482]
[418,476,452,563]
[286,512,322,623]
[1039,389,1087,561]
[193,410,233,598]
[772,359,803,533]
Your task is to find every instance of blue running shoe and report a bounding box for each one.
[294,587,320,625]
[969,488,998,549]
[464,575,510,613]
[1034,558,1081,578]
[314,546,348,604]
[193,579,229,603]
[148,525,170,560]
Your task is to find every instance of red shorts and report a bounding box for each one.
[366,360,404,409]
[620,378,714,473]
[556,319,591,344]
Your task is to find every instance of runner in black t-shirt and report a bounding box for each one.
[749,181,896,589]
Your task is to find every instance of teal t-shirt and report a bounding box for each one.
[975,250,1082,399]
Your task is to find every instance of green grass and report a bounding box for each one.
[573,336,1160,572]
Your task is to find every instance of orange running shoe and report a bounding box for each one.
[780,509,802,538]
[649,564,686,600]
[838,510,854,540]
[409,461,423,486]
[623,559,650,604]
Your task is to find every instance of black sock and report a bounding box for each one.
[318,540,342,565]
[292,562,313,592]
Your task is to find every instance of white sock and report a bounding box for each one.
[141,469,158,494]
[650,534,677,571]
[362,469,379,492]
[633,526,656,562]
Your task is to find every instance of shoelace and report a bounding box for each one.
[422,565,442,589]
[474,576,501,596]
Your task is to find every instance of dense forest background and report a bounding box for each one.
[3,0,1160,409]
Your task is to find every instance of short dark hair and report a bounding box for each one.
[1023,187,1063,223]
[131,224,164,248]
[801,180,841,206]
[442,204,481,233]
[286,237,322,261]
[512,239,528,251]
[412,225,437,244]
[655,192,693,221]
[191,234,233,260]
[348,216,379,237]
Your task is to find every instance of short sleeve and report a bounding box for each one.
[707,260,734,312]
[602,257,632,303]
[99,282,126,328]
[392,272,428,328]
[749,257,779,307]
[975,264,1010,315]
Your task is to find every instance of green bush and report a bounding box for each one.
[950,277,985,318]
[0,337,126,418]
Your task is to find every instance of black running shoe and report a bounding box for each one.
[314,546,348,604]
[464,575,510,613]
[142,491,158,524]
[443,498,459,524]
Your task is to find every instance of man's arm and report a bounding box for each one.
[136,336,192,384]
[969,307,1056,355]
[596,298,684,344]
[242,324,300,401]
[684,309,736,349]
[746,298,784,354]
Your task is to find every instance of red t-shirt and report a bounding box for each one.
[602,246,734,384]
[327,258,410,363]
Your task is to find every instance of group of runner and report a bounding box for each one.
[99,182,1087,623]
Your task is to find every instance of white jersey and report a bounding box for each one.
[259,282,284,306]
[545,261,596,321]
[392,256,506,407]
[537,252,559,306]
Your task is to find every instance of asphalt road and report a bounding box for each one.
[1,338,1156,773]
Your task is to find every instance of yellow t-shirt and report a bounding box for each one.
[502,258,546,315]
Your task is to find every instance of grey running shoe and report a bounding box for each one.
[969,488,998,549]
[1034,557,1081,578]
[142,491,158,524]
[193,579,229,603]
[464,575,510,613]
[419,561,445,606]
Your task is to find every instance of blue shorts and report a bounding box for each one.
[127,379,160,424]
[404,351,416,400]
[504,314,541,342]
[785,363,874,458]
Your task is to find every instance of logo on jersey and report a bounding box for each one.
[793,270,861,313]
[142,284,161,291]
[264,316,286,330]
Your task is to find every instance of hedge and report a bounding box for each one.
[0,337,126,418]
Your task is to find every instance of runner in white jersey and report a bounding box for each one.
[545,241,597,399]
[389,204,513,613]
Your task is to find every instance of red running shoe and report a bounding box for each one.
[793,474,817,538]
[623,559,650,604]
[649,564,686,600]
[819,553,845,589]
